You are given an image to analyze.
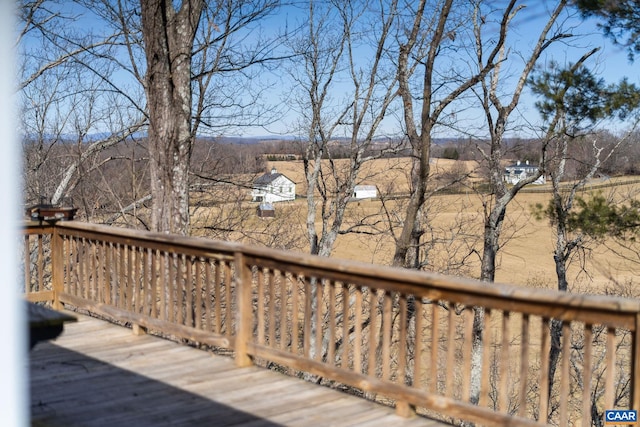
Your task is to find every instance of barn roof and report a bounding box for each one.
[354,185,377,191]
[505,161,538,170]
[254,168,294,185]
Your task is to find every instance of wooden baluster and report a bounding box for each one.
[79,239,86,301]
[539,317,551,424]
[234,251,253,367]
[118,243,126,309]
[499,311,511,412]
[413,298,424,389]
[446,301,456,398]
[257,268,265,345]
[559,322,571,426]
[430,301,440,394]
[279,270,288,351]
[176,254,185,325]
[582,324,593,427]
[518,314,530,418]
[304,276,312,359]
[50,228,63,309]
[381,291,392,382]
[167,253,176,323]
[327,280,336,365]
[341,282,349,368]
[461,306,474,402]
[126,244,133,312]
[605,326,616,410]
[268,269,276,347]
[224,261,232,337]
[314,278,323,362]
[194,258,202,330]
[96,241,104,304]
[137,247,145,315]
[368,288,378,377]
[159,252,167,321]
[353,286,363,374]
[291,274,300,355]
[480,308,492,409]
[214,260,221,334]
[23,235,30,294]
[37,234,44,294]
[204,259,212,332]
[396,293,415,418]
[186,255,194,327]
[150,249,158,318]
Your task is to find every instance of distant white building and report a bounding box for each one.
[352,185,377,199]
[503,160,545,185]
[251,168,296,203]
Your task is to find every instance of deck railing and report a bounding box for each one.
[22,221,640,426]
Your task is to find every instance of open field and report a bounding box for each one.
[192,157,640,293]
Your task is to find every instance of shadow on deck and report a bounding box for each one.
[29,313,450,427]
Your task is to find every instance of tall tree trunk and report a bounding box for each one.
[392,135,432,268]
[546,158,574,417]
[140,0,204,234]
[545,133,582,409]
[471,2,567,405]
[391,0,439,269]
[548,252,569,398]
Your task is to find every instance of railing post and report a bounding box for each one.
[234,251,253,367]
[50,225,64,310]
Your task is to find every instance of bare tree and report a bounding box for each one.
[19,23,146,215]
[139,0,205,233]
[19,0,284,233]
[391,0,514,270]
[433,0,581,409]
[289,0,399,257]
[474,0,572,284]
[140,0,287,234]
[19,0,151,218]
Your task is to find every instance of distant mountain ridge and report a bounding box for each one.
[23,132,537,146]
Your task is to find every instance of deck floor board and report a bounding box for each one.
[30,313,452,427]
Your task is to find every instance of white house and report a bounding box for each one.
[251,168,296,203]
[503,160,545,185]
[352,185,377,199]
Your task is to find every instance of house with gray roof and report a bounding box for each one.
[251,168,296,203]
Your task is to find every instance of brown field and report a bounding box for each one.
[192,157,640,292]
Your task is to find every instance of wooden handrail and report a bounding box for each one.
[22,220,640,426]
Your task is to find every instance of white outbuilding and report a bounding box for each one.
[352,185,377,200]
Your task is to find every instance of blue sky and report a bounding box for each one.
[516,18,639,139]
[19,1,640,140]
[247,1,640,139]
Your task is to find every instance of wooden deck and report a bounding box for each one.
[29,313,451,427]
